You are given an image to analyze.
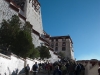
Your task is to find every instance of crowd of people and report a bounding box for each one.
[41,61,85,75]
[25,59,85,75]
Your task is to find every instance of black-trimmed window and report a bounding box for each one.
[62,42,66,46]
[12,0,25,10]
[51,39,54,42]
[62,38,66,41]
[55,39,58,41]
[55,47,58,51]
[62,47,66,51]
[51,43,54,48]
[55,43,58,46]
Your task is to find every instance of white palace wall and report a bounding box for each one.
[0,53,41,75]
[26,0,44,35]
[0,0,17,23]
[0,52,59,75]
[0,0,25,25]
[49,50,60,63]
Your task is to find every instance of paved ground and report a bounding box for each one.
[37,70,53,75]
[30,72,52,75]
[30,70,53,75]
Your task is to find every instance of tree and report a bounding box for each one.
[0,15,21,51]
[38,46,51,59]
[29,48,40,59]
[0,15,39,58]
[58,52,65,58]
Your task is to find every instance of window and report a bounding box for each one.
[40,43,44,46]
[12,0,25,10]
[51,45,54,48]
[41,34,45,38]
[55,47,58,51]
[62,38,66,41]
[51,39,54,42]
[51,43,54,48]
[55,43,58,46]
[62,42,66,46]
[55,39,58,41]
[62,47,66,51]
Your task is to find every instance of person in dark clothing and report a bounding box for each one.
[75,63,81,75]
[61,63,66,75]
[32,62,38,75]
[80,64,85,75]
[58,63,62,70]
[25,64,30,75]
[38,63,42,71]
[46,63,51,75]
[53,64,61,75]
[47,63,52,75]
[98,67,100,75]
[50,63,53,71]
[65,62,70,74]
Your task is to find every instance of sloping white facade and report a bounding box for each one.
[0,0,60,65]
[0,53,42,75]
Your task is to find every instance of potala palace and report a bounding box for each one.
[0,0,74,75]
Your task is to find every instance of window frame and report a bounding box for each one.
[62,47,66,51]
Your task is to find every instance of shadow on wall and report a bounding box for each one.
[19,68,25,74]
[4,73,6,75]
[12,69,18,75]
[12,68,25,75]
[4,68,25,75]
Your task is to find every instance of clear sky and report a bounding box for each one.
[38,0,100,60]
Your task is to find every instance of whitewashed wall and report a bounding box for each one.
[49,50,60,63]
[85,62,99,75]
[0,53,43,75]
[31,33,40,47]
[77,61,100,75]
[0,0,17,23]
[0,0,25,24]
[88,63,99,75]
[25,58,42,71]
[0,53,25,75]
[0,53,56,75]
[26,0,43,35]
[0,54,11,75]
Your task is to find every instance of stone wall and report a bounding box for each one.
[0,0,18,23]
[0,0,25,24]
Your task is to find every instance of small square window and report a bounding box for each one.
[55,47,58,51]
[62,42,66,46]
[51,39,54,42]
[55,43,58,46]
[62,47,66,51]
[62,38,66,41]
[51,45,54,48]
[56,39,58,41]
[51,43,54,48]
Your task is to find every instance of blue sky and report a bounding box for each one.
[39,0,100,60]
